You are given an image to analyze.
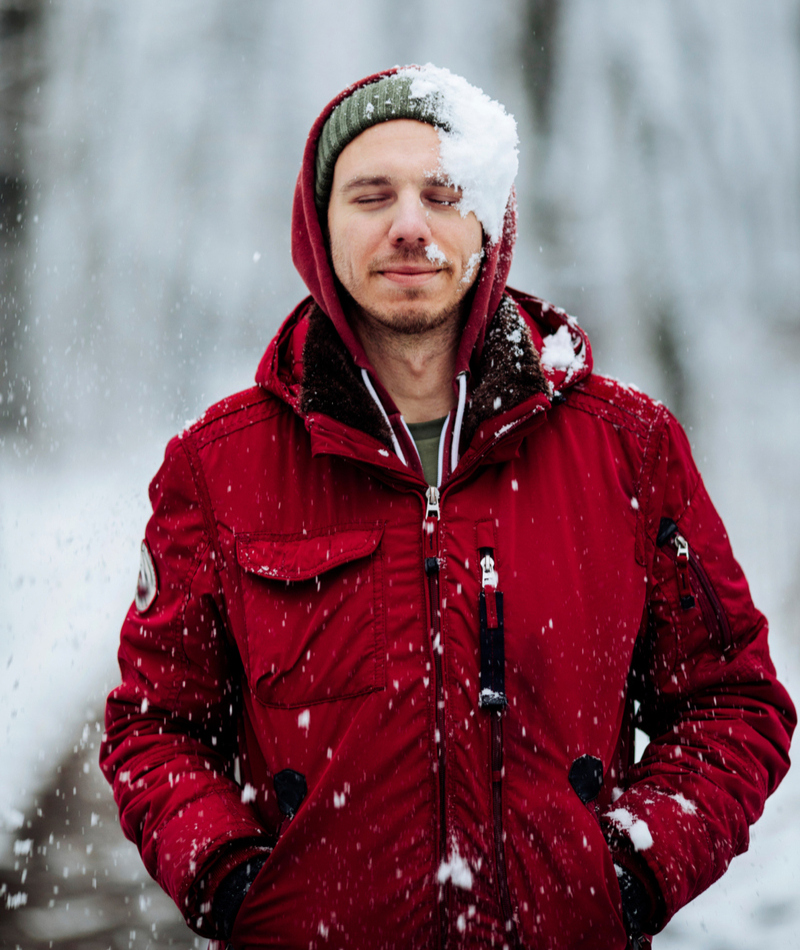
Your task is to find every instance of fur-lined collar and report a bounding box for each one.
[300,295,548,450]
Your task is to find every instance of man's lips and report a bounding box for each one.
[377,265,442,286]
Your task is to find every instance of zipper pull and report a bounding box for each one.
[480,553,499,589]
[425,485,440,520]
[480,552,500,629]
[424,486,440,567]
[673,533,696,609]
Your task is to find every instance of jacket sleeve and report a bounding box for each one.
[603,409,795,932]
[99,436,271,936]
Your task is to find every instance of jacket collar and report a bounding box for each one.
[295,290,590,457]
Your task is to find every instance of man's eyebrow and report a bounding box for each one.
[339,174,461,192]
[423,174,459,190]
[340,175,393,192]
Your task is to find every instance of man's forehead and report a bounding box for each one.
[332,119,444,184]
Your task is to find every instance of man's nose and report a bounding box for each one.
[387,192,432,245]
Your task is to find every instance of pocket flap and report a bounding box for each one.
[236,523,384,582]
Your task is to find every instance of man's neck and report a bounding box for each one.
[351,309,461,424]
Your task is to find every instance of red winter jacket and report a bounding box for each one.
[101,70,794,949]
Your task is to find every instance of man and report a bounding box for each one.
[101,66,794,949]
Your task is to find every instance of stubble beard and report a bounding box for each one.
[334,244,473,337]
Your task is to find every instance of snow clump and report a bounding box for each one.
[400,64,518,244]
[425,242,447,265]
[437,848,473,890]
[541,325,577,372]
[605,807,654,851]
[670,792,697,815]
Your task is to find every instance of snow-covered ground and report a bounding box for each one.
[0,453,156,859]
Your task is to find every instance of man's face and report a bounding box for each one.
[327,119,483,335]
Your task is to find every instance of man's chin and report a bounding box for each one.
[362,303,460,336]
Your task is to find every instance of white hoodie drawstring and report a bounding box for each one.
[436,414,451,488]
[361,368,407,466]
[450,372,468,476]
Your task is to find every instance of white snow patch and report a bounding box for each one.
[479,687,506,707]
[541,325,577,371]
[1,807,24,832]
[425,242,447,265]
[494,420,519,440]
[241,783,257,803]
[671,792,697,815]
[333,790,346,808]
[460,249,484,285]
[13,839,33,856]
[378,448,390,457]
[437,848,473,890]
[630,497,639,511]
[297,709,310,730]
[6,891,27,910]
[605,807,654,851]
[400,64,518,244]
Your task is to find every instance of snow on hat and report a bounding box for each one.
[315,64,518,245]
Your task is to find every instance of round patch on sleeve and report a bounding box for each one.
[135,540,158,613]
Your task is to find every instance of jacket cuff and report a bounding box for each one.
[192,838,273,938]
[605,829,665,935]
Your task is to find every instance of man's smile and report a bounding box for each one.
[377,265,443,286]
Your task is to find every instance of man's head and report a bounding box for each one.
[292,66,519,373]
[315,66,519,337]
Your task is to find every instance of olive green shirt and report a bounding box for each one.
[406,416,448,487]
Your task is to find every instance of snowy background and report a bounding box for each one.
[1,1,798,946]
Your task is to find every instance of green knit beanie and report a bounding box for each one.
[315,73,449,213]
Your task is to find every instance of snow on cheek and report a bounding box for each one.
[459,249,484,286]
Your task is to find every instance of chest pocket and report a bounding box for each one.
[235,523,385,708]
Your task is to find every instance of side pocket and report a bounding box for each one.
[235,522,385,707]
[656,518,732,654]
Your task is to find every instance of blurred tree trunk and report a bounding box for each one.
[518,0,561,133]
[0,0,43,435]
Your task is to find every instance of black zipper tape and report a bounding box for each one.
[479,589,507,710]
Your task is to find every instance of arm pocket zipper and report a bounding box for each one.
[656,517,733,655]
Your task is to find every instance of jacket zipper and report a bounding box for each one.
[478,548,520,947]
[656,518,733,653]
[424,486,449,949]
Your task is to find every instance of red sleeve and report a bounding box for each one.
[603,409,795,932]
[99,437,270,936]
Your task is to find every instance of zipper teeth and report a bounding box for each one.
[423,489,448,948]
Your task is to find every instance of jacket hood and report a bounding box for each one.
[290,66,518,398]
